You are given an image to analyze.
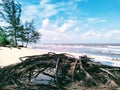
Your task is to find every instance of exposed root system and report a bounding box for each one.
[0,52,120,89]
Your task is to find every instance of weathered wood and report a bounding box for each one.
[79,57,98,86]
[72,59,79,81]
[0,52,120,89]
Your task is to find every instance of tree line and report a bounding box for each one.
[0,0,40,47]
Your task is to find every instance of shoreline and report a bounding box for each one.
[0,47,120,67]
[0,47,49,67]
[29,48,120,67]
[33,48,120,60]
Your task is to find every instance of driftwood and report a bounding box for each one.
[0,52,120,90]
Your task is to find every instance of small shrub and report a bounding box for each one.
[0,35,9,46]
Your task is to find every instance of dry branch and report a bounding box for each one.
[0,52,120,89]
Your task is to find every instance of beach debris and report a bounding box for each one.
[0,52,120,90]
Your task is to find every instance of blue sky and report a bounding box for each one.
[1,0,120,44]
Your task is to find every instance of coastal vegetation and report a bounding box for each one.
[0,0,40,47]
[0,27,9,46]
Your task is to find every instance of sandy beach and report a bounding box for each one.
[0,47,120,67]
[0,47,84,67]
[0,47,49,66]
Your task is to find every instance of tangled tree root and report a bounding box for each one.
[0,52,120,90]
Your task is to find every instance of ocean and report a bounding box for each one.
[31,43,120,67]
[32,44,120,59]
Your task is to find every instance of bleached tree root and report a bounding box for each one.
[0,52,120,89]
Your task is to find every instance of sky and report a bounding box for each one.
[0,0,120,44]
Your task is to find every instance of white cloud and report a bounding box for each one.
[104,30,120,38]
[40,0,50,5]
[57,19,76,33]
[74,27,81,32]
[42,18,49,28]
[0,0,2,3]
[82,29,101,39]
[21,5,40,22]
[58,24,68,33]
[20,0,58,22]
[86,17,107,24]
[39,30,70,43]
[41,18,58,31]
[20,0,83,27]
[38,18,78,43]
[81,29,120,43]
[38,0,82,19]
[40,18,75,33]
[58,23,71,33]
[0,18,10,26]
[39,27,120,43]
[0,21,10,26]
[39,0,60,18]
[87,18,98,23]
[92,19,106,24]
[39,3,58,18]
[38,16,120,43]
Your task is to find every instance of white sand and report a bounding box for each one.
[0,47,120,67]
[0,47,49,67]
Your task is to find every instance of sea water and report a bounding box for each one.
[32,44,120,59]
[31,44,120,67]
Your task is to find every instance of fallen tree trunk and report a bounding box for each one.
[0,52,120,89]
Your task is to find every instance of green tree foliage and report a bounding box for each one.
[0,0,21,46]
[22,20,41,47]
[0,0,41,47]
[0,27,9,46]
